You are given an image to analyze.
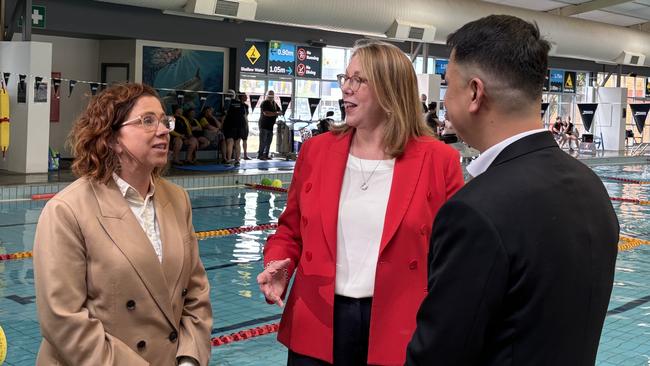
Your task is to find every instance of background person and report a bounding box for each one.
[257,40,464,366]
[170,105,198,165]
[258,90,283,160]
[33,83,212,366]
[239,93,252,160]
[199,106,227,162]
[222,89,248,166]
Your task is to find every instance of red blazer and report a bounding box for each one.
[264,131,464,365]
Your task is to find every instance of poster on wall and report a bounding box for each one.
[542,70,550,92]
[50,72,60,122]
[295,46,322,79]
[563,71,576,94]
[142,45,225,113]
[549,69,564,93]
[268,41,295,76]
[240,41,268,74]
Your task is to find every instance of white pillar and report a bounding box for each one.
[417,73,441,106]
[0,41,52,173]
[596,87,626,151]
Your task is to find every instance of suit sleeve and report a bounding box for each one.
[443,149,464,199]
[177,189,213,366]
[405,200,508,366]
[33,198,149,366]
[263,139,312,284]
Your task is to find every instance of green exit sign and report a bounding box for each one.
[31,5,46,28]
[18,5,46,29]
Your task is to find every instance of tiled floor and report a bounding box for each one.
[0,162,649,365]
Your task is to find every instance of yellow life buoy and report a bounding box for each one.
[0,324,7,364]
[0,84,10,159]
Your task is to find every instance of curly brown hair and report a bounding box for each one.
[68,83,164,184]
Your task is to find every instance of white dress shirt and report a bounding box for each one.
[112,173,163,263]
[466,129,547,178]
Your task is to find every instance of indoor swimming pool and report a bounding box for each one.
[0,164,649,365]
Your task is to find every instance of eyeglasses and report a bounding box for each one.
[121,114,175,131]
[337,73,368,92]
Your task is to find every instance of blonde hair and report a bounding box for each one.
[333,40,433,157]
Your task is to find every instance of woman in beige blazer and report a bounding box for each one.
[33,83,213,366]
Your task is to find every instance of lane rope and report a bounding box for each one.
[244,183,288,193]
[0,223,279,262]
[610,197,650,205]
[210,323,279,347]
[602,176,650,185]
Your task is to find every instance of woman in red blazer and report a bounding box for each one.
[257,40,464,366]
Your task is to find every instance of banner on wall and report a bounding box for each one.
[308,97,321,119]
[68,80,77,97]
[549,69,564,93]
[249,94,262,112]
[34,77,48,103]
[89,83,100,96]
[18,74,26,103]
[279,96,292,114]
[295,46,322,79]
[629,103,650,134]
[50,72,61,122]
[269,41,295,76]
[240,41,268,74]
[541,102,550,119]
[577,103,598,132]
[563,71,576,94]
[542,70,550,92]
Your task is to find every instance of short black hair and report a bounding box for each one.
[447,15,550,102]
[428,101,437,111]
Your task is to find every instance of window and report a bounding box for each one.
[322,47,347,80]
[321,81,343,121]
[294,79,321,121]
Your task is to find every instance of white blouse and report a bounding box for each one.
[113,173,163,263]
[336,154,395,298]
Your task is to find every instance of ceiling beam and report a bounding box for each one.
[547,0,632,17]
[628,21,650,32]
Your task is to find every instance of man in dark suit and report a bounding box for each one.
[405,15,619,366]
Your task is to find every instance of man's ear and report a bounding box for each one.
[468,78,485,114]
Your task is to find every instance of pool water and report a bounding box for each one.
[0,165,649,365]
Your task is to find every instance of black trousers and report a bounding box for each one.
[287,295,372,366]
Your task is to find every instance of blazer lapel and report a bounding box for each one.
[155,182,184,298]
[320,132,353,260]
[379,139,425,255]
[92,180,177,330]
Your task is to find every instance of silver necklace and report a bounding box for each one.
[358,158,382,191]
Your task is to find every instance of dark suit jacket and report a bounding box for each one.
[405,131,619,366]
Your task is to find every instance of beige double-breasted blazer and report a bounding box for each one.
[33,177,212,365]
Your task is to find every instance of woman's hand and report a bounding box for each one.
[257,258,291,307]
